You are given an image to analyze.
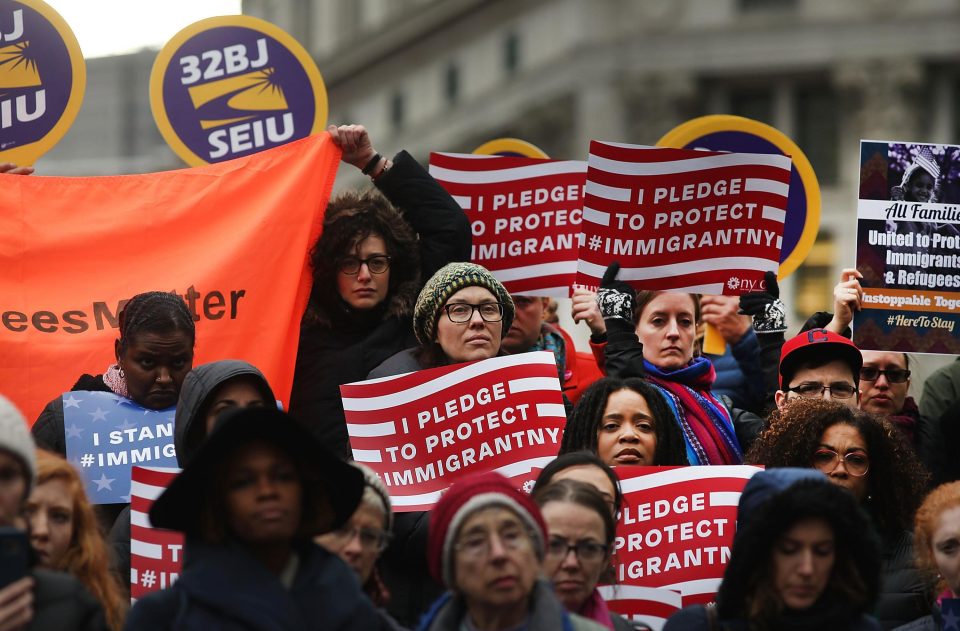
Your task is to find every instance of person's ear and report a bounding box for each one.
[114,338,122,363]
[774,390,787,411]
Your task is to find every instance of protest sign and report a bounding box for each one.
[855,140,960,354]
[429,152,586,296]
[130,466,183,602]
[1,133,339,423]
[0,0,85,165]
[576,141,792,294]
[341,351,565,511]
[150,15,327,166]
[603,465,762,629]
[64,392,176,504]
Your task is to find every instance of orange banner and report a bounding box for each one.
[0,134,339,423]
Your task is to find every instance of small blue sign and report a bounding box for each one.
[63,391,177,504]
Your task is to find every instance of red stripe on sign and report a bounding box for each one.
[130,467,179,489]
[130,466,184,601]
[589,142,724,163]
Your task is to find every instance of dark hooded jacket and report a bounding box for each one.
[32,374,112,456]
[123,539,388,631]
[27,568,110,631]
[108,360,275,597]
[289,151,470,459]
[664,469,883,631]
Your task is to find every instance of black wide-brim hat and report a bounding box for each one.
[150,406,363,537]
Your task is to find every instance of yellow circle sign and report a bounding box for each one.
[149,15,327,166]
[473,138,549,159]
[0,0,85,165]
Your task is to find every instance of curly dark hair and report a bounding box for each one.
[745,399,929,537]
[560,377,689,465]
[306,189,420,327]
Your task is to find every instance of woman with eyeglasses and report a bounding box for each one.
[533,479,651,631]
[289,124,470,459]
[746,399,933,629]
[315,462,407,630]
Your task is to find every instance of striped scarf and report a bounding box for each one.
[643,357,742,465]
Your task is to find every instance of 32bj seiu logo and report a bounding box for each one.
[0,1,84,165]
[149,16,328,166]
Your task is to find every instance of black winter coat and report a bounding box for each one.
[288,151,470,458]
[28,568,109,631]
[123,540,389,631]
[877,530,935,629]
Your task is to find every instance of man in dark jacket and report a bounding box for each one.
[0,394,109,631]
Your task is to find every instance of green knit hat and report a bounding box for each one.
[414,262,514,346]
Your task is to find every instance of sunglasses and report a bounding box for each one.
[859,367,910,383]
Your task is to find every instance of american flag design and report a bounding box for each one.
[129,466,183,602]
[430,152,587,297]
[341,352,565,511]
[576,142,792,294]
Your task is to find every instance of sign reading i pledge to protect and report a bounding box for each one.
[149,15,327,166]
[576,142,792,294]
[341,352,565,511]
[854,140,960,354]
[600,465,762,630]
[130,466,183,602]
[429,152,586,297]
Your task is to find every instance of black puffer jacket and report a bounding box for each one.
[29,568,109,631]
[876,530,934,629]
[289,151,470,459]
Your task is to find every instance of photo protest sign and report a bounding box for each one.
[130,466,183,602]
[63,392,177,504]
[0,0,86,165]
[1,134,337,423]
[429,152,587,296]
[576,142,792,294]
[341,352,565,511]
[149,15,327,166]
[855,140,960,354]
[600,465,762,630]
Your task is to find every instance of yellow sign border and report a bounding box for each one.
[473,138,549,159]
[657,115,821,279]
[149,15,328,167]
[0,0,86,166]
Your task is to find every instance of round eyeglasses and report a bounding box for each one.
[812,448,870,477]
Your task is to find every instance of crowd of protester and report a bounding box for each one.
[1,127,959,630]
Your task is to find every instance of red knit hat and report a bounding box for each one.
[779,328,863,388]
[427,471,547,587]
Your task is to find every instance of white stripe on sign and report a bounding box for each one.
[659,577,724,597]
[745,178,789,197]
[342,352,557,411]
[535,403,566,418]
[351,449,383,463]
[429,160,586,184]
[131,539,164,560]
[618,465,763,494]
[597,585,683,607]
[589,151,791,177]
[577,257,777,282]
[634,616,667,631]
[670,283,725,295]
[345,421,397,438]
[451,195,472,210]
[586,181,632,202]
[581,206,610,226]
[493,261,577,283]
[391,490,443,506]
[709,491,742,507]
[494,456,556,477]
[508,377,562,394]
[130,480,167,502]
[776,236,783,250]
[130,509,151,528]
[761,205,786,223]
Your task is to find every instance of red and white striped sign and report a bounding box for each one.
[429,152,587,296]
[576,142,792,294]
[130,466,183,602]
[341,352,565,511]
[603,465,762,629]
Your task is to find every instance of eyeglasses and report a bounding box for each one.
[812,448,870,477]
[443,302,504,324]
[329,525,392,552]
[546,538,609,563]
[454,527,532,559]
[784,382,858,399]
[860,367,911,383]
[337,255,391,275]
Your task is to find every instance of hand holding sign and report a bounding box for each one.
[596,262,636,323]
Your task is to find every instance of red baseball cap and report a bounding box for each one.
[778,328,863,388]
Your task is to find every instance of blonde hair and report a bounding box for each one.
[35,450,126,631]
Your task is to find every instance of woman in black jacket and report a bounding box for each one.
[288,124,470,459]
